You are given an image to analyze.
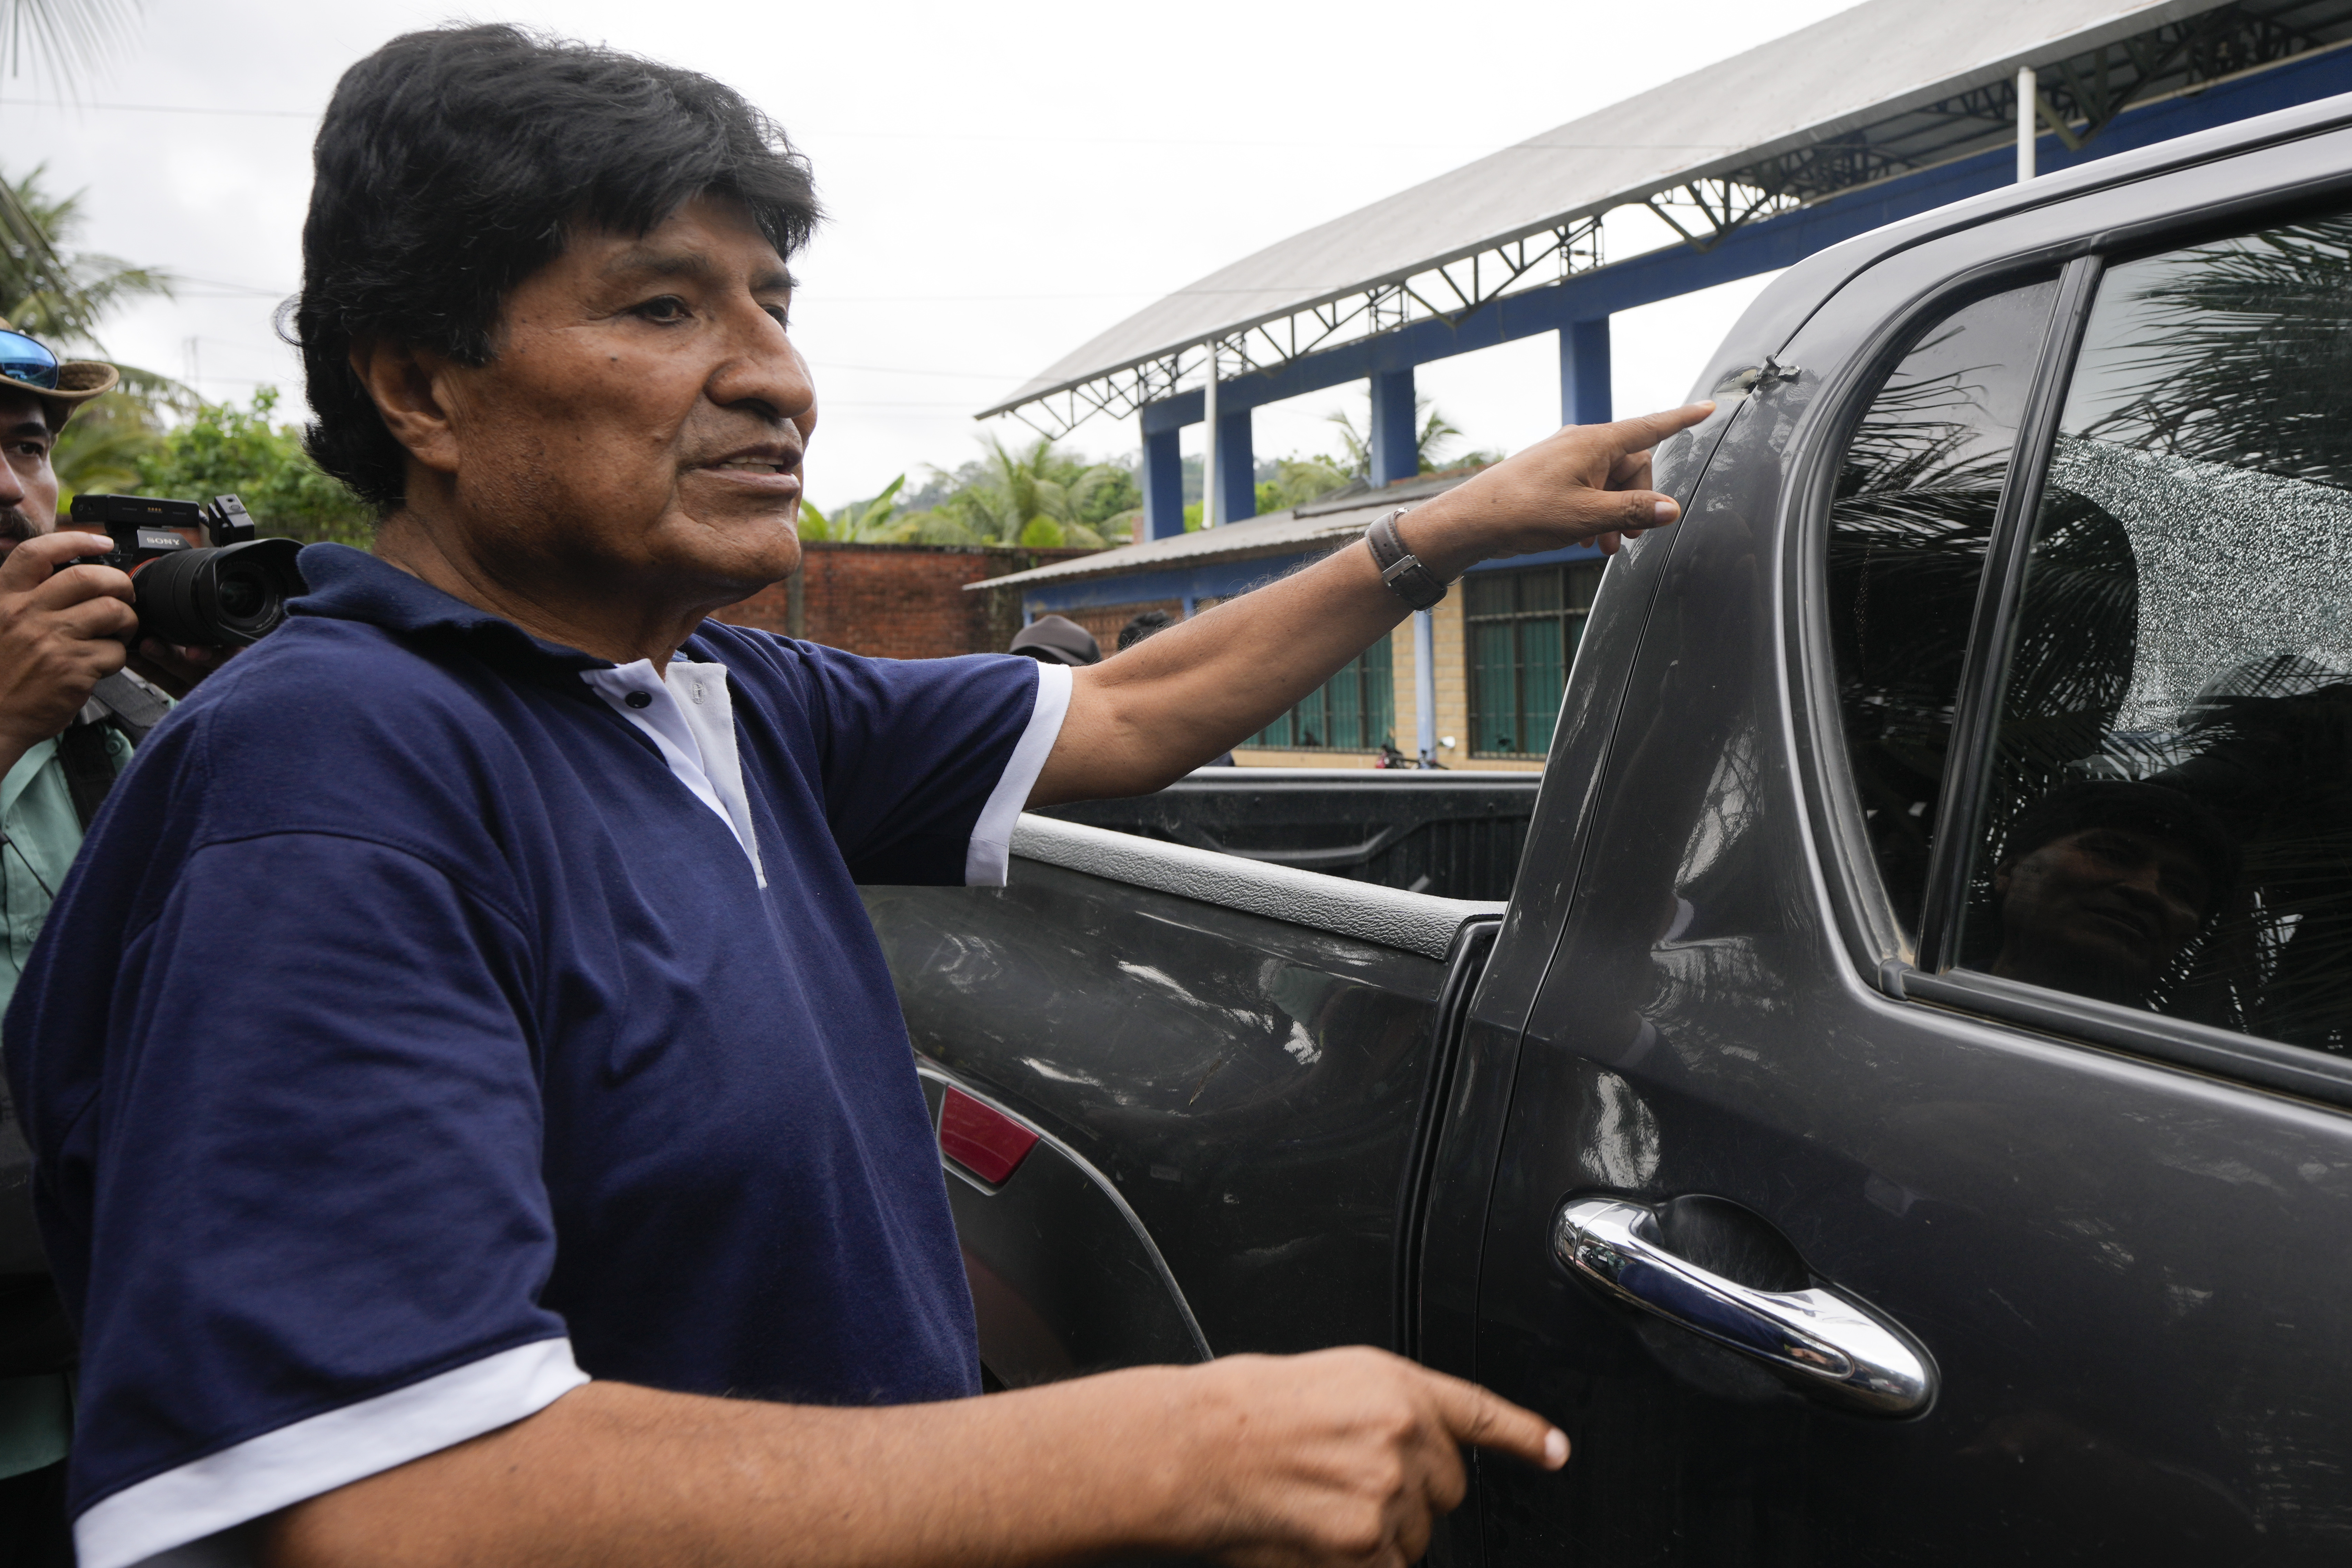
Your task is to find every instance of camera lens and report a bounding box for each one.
[215,563,266,620]
[127,538,305,647]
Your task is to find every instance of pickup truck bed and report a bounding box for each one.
[1036,768,1541,901]
[866,813,1501,1381]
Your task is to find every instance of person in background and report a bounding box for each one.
[0,330,183,1566]
[1008,613,1100,666]
[1116,608,1171,652]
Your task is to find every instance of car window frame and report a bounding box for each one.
[1785,258,2072,983]
[1909,254,2105,971]
[1792,186,2352,1112]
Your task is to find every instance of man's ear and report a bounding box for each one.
[349,335,463,477]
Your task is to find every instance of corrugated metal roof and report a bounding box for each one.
[980,0,2222,417]
[964,472,1475,592]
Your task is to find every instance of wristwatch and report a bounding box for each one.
[1365,507,1448,611]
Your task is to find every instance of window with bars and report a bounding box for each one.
[1468,563,1603,757]
[1245,636,1394,752]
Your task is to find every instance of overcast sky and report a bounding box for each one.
[0,0,1860,509]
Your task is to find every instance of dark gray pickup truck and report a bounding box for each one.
[867,92,2352,1564]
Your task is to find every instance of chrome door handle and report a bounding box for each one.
[1553,1196,1935,1416]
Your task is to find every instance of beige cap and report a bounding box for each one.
[0,318,119,426]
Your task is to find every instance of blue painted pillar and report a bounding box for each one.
[1142,425,1184,540]
[1369,367,1417,487]
[1217,405,1256,522]
[1560,317,1611,426]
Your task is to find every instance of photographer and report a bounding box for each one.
[0,332,183,1560]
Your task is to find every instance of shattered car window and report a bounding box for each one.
[1958,217,2352,1051]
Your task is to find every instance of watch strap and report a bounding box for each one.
[1366,507,1447,611]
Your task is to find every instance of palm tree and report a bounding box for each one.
[2081,218,2352,489]
[49,389,158,503]
[0,168,173,350]
[1258,456,1352,512]
[0,0,149,338]
[800,475,908,542]
[0,0,140,83]
[0,166,189,471]
[1322,396,1469,478]
[914,436,1117,548]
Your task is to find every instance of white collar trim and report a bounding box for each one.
[580,658,767,888]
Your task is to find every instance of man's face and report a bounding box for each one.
[1994,825,2213,998]
[424,193,815,606]
[0,390,59,560]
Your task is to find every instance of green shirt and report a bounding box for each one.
[2,726,132,1019]
[0,726,132,1480]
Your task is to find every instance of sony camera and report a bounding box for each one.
[70,492,306,648]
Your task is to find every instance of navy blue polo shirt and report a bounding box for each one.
[2,545,1068,1568]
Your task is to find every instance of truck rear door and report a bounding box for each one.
[1455,124,2352,1562]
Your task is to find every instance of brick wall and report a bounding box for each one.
[712,543,1095,660]
[1066,599,1183,653]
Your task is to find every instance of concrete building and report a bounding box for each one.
[975,469,1586,770]
[971,0,2352,768]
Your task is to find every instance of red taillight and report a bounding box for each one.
[939,1087,1041,1185]
[936,1091,1039,1189]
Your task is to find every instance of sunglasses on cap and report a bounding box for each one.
[0,329,59,391]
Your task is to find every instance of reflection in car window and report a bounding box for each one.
[1829,281,2060,932]
[1961,217,2352,1051]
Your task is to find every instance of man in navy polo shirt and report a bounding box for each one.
[4,25,1707,1568]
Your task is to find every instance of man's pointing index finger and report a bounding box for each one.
[1604,401,1717,455]
[1420,1367,1569,1470]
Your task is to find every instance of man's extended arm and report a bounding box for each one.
[272,1348,1563,1568]
[1031,405,1713,806]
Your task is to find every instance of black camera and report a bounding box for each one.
[70,493,305,648]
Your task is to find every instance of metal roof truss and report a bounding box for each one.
[1002,0,2352,441]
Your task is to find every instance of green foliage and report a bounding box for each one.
[50,389,159,504]
[1074,462,1140,524]
[133,388,374,546]
[904,435,1123,548]
[0,0,140,88]
[1324,408,1370,479]
[1257,457,1351,513]
[1320,397,1481,479]
[1415,403,1464,472]
[0,167,174,360]
[801,474,908,542]
[803,437,1146,552]
[0,0,148,344]
[2084,219,2352,488]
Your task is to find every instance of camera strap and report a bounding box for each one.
[57,672,173,834]
[57,723,116,835]
[89,671,170,746]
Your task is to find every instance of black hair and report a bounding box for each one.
[1998,780,2242,902]
[1118,609,1174,651]
[295,25,821,510]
